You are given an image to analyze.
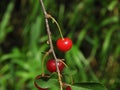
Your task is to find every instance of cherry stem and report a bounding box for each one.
[39,0,63,90]
[47,14,64,39]
[41,50,51,76]
[59,59,68,68]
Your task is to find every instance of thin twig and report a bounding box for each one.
[39,0,63,90]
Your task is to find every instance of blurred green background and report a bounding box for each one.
[0,0,120,90]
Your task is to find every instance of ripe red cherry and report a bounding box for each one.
[46,59,65,73]
[66,86,72,90]
[56,38,72,52]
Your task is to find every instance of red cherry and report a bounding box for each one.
[56,38,72,52]
[46,59,65,73]
[66,86,72,90]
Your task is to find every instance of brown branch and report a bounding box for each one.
[39,0,63,90]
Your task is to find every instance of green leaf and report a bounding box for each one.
[36,78,59,88]
[72,82,107,90]
[72,85,91,90]
[35,74,59,89]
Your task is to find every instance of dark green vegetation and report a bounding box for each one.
[0,0,120,90]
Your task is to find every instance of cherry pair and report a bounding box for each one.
[46,38,72,73]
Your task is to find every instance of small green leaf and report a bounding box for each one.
[35,74,59,90]
[35,75,59,89]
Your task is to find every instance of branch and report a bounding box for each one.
[39,0,63,90]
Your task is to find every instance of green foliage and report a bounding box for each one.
[0,0,120,90]
[35,74,106,90]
